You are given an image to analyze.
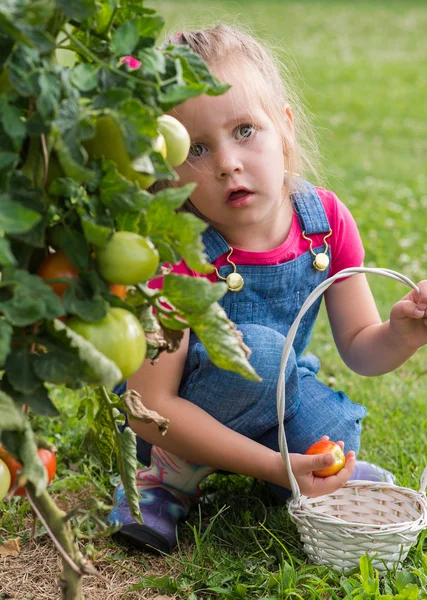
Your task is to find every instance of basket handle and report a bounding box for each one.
[276,267,420,502]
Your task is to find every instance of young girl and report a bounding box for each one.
[108,24,427,554]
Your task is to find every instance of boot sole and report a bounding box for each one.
[114,524,174,554]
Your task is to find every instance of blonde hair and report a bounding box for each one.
[153,23,322,207]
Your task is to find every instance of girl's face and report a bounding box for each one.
[171,68,291,245]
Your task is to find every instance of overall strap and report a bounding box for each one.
[291,180,330,234]
[201,226,230,263]
[201,180,330,262]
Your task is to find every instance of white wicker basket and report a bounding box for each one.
[277,267,427,572]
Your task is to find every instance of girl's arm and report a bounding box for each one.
[325,272,427,376]
[127,328,355,497]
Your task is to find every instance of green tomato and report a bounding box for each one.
[68,308,147,380]
[157,115,191,167]
[84,116,163,189]
[0,458,11,501]
[96,231,159,285]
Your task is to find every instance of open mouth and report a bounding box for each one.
[226,189,254,205]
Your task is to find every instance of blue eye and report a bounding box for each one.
[188,143,207,159]
[236,124,255,140]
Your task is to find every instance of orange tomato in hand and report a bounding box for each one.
[305,440,346,477]
[0,447,57,496]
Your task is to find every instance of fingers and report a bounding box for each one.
[300,452,336,475]
[312,451,356,496]
[393,280,427,320]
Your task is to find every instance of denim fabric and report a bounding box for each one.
[179,181,367,458]
[116,181,367,476]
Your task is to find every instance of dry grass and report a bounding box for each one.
[0,486,179,600]
[1,536,177,600]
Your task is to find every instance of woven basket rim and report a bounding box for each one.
[289,482,427,533]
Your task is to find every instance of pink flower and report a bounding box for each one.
[121,56,142,70]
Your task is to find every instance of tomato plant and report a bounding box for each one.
[0,458,11,501]
[0,447,56,496]
[0,2,257,596]
[67,308,147,380]
[305,440,346,477]
[96,231,160,285]
[158,114,191,167]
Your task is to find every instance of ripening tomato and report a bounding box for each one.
[0,447,57,496]
[37,249,128,299]
[67,307,146,380]
[0,459,11,501]
[96,231,159,285]
[37,249,79,298]
[305,440,346,477]
[108,283,127,300]
[157,114,191,167]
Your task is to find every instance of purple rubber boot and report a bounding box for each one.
[108,446,213,553]
[349,460,396,484]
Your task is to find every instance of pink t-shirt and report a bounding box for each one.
[150,187,364,287]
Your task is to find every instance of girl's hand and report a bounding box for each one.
[288,437,356,498]
[390,280,427,348]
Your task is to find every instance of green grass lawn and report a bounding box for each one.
[2,1,427,598]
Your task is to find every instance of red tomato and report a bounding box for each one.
[0,447,57,496]
[37,250,127,299]
[37,250,79,298]
[305,440,346,477]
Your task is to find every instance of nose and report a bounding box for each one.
[214,145,243,179]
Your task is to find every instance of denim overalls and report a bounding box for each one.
[119,181,367,481]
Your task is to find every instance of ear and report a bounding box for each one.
[285,105,295,139]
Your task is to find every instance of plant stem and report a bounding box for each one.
[64,31,157,88]
[26,484,85,600]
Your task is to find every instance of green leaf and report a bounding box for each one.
[158,82,206,108]
[70,64,99,92]
[83,406,116,470]
[0,237,16,266]
[186,304,260,382]
[63,278,108,322]
[20,385,59,417]
[92,88,132,110]
[0,319,12,365]
[45,319,122,390]
[0,193,42,234]
[111,20,139,56]
[150,184,196,212]
[116,425,141,522]
[0,390,25,432]
[56,0,97,19]
[162,274,227,314]
[137,47,166,75]
[77,388,99,427]
[144,188,213,273]
[0,97,26,151]
[99,162,152,215]
[8,45,40,97]
[38,70,61,119]
[6,348,41,394]
[19,420,47,496]
[135,15,164,40]
[0,270,65,325]
[81,215,112,247]
[57,227,90,271]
